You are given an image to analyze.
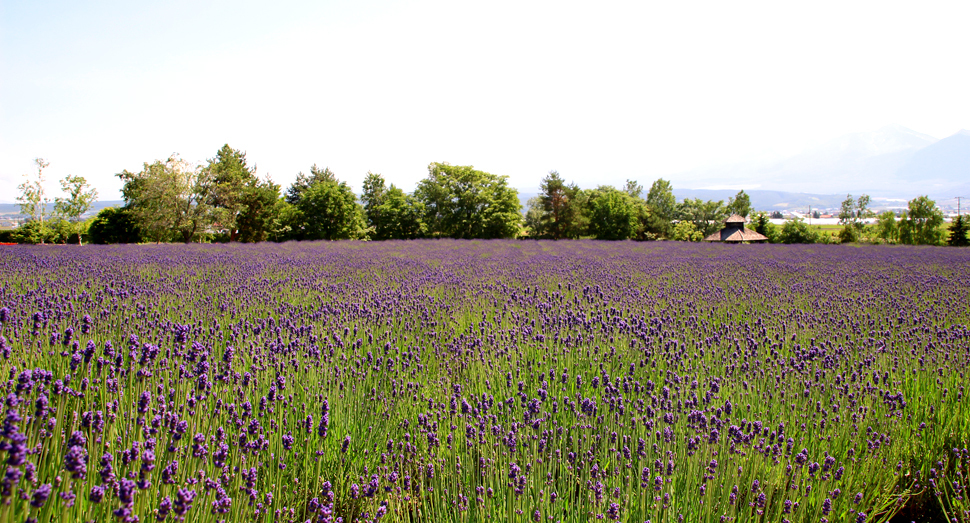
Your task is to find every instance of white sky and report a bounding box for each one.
[2,0,969,202]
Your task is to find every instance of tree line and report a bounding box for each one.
[9,145,968,246]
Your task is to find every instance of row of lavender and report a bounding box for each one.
[0,241,968,523]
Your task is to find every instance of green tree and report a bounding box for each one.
[286,165,336,205]
[837,193,872,243]
[88,207,143,244]
[586,186,637,240]
[873,211,898,244]
[838,194,856,227]
[531,171,586,239]
[117,155,215,243]
[671,220,703,242]
[361,171,388,237]
[375,185,426,240]
[16,158,51,243]
[287,169,366,241]
[726,190,752,218]
[11,220,54,244]
[54,175,98,244]
[899,196,944,245]
[415,163,521,239]
[751,211,776,242]
[644,178,676,239]
[236,178,283,243]
[779,217,818,244]
[678,198,727,237]
[947,215,969,247]
[205,144,261,241]
[524,197,544,238]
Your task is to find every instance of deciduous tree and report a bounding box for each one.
[586,186,637,240]
[726,190,751,218]
[16,158,51,243]
[286,168,366,241]
[415,163,521,239]
[117,155,215,243]
[899,196,944,245]
[54,175,98,244]
[644,178,676,239]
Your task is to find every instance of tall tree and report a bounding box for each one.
[874,211,899,244]
[534,171,585,240]
[415,163,521,239]
[374,185,426,240]
[54,175,98,244]
[644,178,676,239]
[16,158,51,243]
[948,215,969,247]
[837,193,872,243]
[624,179,644,199]
[361,172,388,237]
[205,144,259,241]
[117,155,214,243]
[586,186,637,240]
[899,196,944,245]
[286,165,336,205]
[726,190,751,218]
[236,178,283,243]
[678,198,727,237]
[751,211,776,242]
[285,167,365,241]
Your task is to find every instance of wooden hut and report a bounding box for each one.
[703,214,768,243]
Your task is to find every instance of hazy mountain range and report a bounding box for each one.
[673,125,970,203]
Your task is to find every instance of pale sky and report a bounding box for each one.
[2,0,969,203]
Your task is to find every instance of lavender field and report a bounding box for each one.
[0,241,968,523]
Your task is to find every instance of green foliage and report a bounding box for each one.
[899,196,944,245]
[642,178,676,239]
[415,163,521,239]
[948,215,969,247]
[779,217,818,244]
[236,179,284,243]
[10,219,54,244]
[524,197,544,238]
[529,171,586,239]
[725,190,751,218]
[586,186,637,240]
[205,144,263,241]
[88,207,143,244]
[837,225,859,244]
[873,211,899,244]
[117,155,215,243]
[359,172,425,240]
[286,165,336,205]
[290,174,366,241]
[678,197,727,237]
[751,211,777,242]
[837,193,872,243]
[374,185,426,240]
[671,220,703,242]
[54,174,98,244]
[361,171,388,234]
[16,158,50,242]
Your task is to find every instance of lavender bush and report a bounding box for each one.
[0,240,968,522]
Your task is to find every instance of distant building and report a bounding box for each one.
[703,214,768,243]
